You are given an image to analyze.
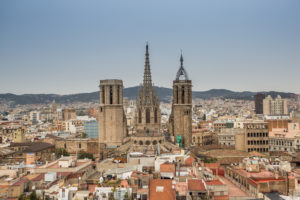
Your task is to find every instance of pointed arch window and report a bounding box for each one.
[146,108,150,123]
[138,109,142,123]
[182,86,185,104]
[102,86,105,104]
[176,86,178,104]
[154,108,158,123]
[109,86,113,104]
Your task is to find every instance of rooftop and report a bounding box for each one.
[149,179,176,200]
[188,179,206,191]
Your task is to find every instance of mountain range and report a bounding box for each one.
[0,86,297,106]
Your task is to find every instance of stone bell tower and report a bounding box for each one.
[98,79,127,148]
[169,53,192,147]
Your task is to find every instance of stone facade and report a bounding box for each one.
[55,138,99,155]
[236,122,269,153]
[135,44,161,133]
[218,128,243,147]
[169,53,192,148]
[98,79,127,147]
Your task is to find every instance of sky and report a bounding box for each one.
[0,0,300,95]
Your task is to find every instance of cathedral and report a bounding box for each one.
[98,44,192,158]
[135,44,161,134]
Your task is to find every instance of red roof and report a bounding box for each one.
[160,163,175,174]
[185,156,195,166]
[248,177,285,186]
[56,172,72,177]
[149,179,176,200]
[214,195,229,200]
[204,163,220,168]
[205,180,224,186]
[12,178,29,186]
[188,179,206,191]
[31,173,45,181]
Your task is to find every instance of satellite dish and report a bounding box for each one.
[99,177,104,183]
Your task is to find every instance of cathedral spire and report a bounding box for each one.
[143,43,152,86]
[176,50,189,80]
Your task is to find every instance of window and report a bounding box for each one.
[64,143,66,148]
[154,108,158,123]
[176,86,178,104]
[117,86,120,104]
[102,86,105,104]
[146,108,150,123]
[79,143,81,148]
[182,86,185,104]
[138,109,142,123]
[109,86,113,104]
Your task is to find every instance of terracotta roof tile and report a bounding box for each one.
[205,180,224,186]
[160,163,175,173]
[149,179,175,200]
[188,179,206,191]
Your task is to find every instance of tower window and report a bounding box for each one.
[176,86,178,104]
[102,86,105,104]
[146,108,150,123]
[117,86,120,104]
[188,86,191,103]
[182,86,185,104]
[109,86,113,104]
[154,108,158,123]
[138,109,142,123]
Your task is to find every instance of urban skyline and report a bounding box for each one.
[1,0,300,94]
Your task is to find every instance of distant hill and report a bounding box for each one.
[0,86,296,106]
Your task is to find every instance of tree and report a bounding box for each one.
[29,191,38,200]
[81,132,87,138]
[55,148,69,158]
[18,194,25,200]
[78,150,94,161]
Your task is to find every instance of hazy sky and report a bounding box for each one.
[1,0,300,94]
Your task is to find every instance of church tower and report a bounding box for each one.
[169,53,192,147]
[98,79,127,148]
[135,44,161,133]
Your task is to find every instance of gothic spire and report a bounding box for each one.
[176,51,189,80]
[143,43,152,86]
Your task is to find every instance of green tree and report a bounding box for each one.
[78,150,94,161]
[18,194,25,200]
[29,191,38,200]
[81,132,87,138]
[55,148,69,158]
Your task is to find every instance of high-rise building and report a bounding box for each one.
[29,111,41,124]
[263,95,288,116]
[98,79,127,147]
[254,93,265,114]
[84,120,98,138]
[169,53,192,147]
[135,44,161,133]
